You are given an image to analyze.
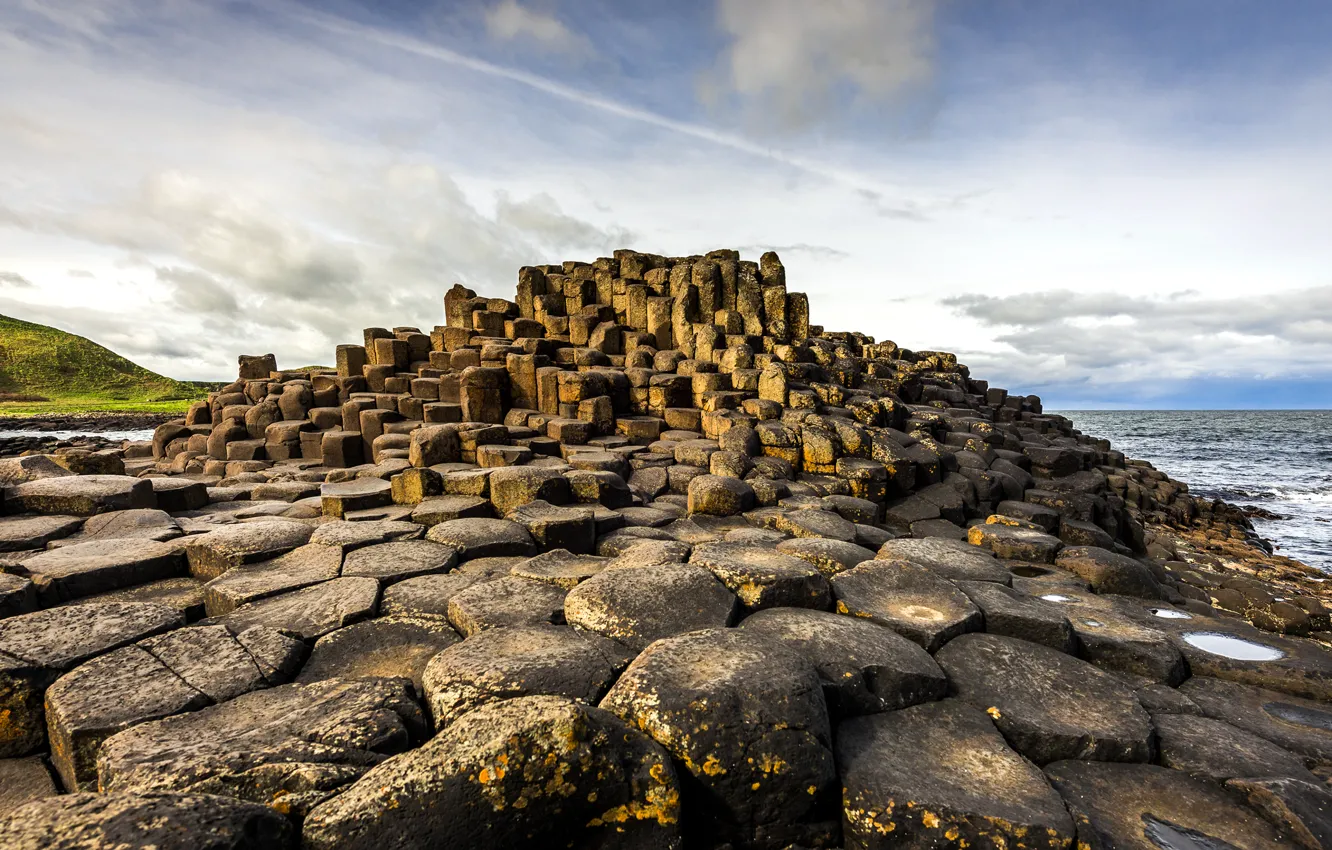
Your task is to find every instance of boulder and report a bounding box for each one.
[0,515,83,552]
[837,700,1074,849]
[0,792,295,850]
[0,455,75,486]
[425,518,536,560]
[308,519,423,552]
[297,615,460,690]
[3,475,155,516]
[1054,546,1163,599]
[98,677,427,817]
[57,508,180,544]
[956,580,1078,653]
[1155,712,1318,784]
[506,500,596,554]
[202,544,342,616]
[564,562,737,652]
[741,607,946,716]
[935,633,1153,765]
[1226,777,1332,850]
[13,539,183,605]
[509,549,609,588]
[184,520,314,580]
[446,575,567,636]
[830,559,981,652]
[967,524,1062,563]
[600,628,838,849]
[340,540,459,583]
[774,537,875,577]
[379,572,495,619]
[0,602,182,758]
[303,696,680,850]
[1179,676,1332,763]
[686,474,755,516]
[689,542,831,611]
[876,537,1011,584]
[422,625,626,728]
[212,577,380,641]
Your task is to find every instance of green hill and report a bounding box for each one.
[0,314,209,415]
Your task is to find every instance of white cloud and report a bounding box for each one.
[706,0,937,128]
[0,271,34,288]
[483,0,591,58]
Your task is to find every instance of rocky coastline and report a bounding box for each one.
[1,249,1329,849]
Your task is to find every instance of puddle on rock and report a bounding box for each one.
[1039,594,1074,603]
[1150,608,1193,620]
[1079,619,1104,628]
[1264,701,1332,731]
[1142,814,1243,850]
[1182,632,1285,661]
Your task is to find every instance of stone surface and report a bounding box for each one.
[830,559,981,652]
[340,540,458,582]
[741,607,946,716]
[446,575,567,636]
[1045,760,1301,850]
[689,541,830,611]
[564,562,736,652]
[1055,546,1163,599]
[1154,712,1318,784]
[0,791,296,850]
[98,677,427,817]
[0,515,84,552]
[601,627,838,849]
[838,700,1074,849]
[212,576,380,640]
[303,696,681,850]
[0,757,57,819]
[422,624,625,728]
[935,633,1154,764]
[877,536,1012,584]
[184,520,314,581]
[425,517,536,560]
[3,475,155,516]
[296,615,459,690]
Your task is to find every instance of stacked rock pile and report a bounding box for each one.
[1,250,1331,849]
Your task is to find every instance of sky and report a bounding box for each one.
[2,0,1331,408]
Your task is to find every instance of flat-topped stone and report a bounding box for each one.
[3,475,155,516]
[15,539,184,605]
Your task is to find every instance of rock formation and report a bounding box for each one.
[2,248,1331,848]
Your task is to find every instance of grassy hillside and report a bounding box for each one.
[0,314,209,415]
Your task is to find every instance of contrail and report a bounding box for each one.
[277,3,914,199]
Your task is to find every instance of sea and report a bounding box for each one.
[1057,411,1332,573]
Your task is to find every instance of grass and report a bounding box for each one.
[0,313,212,418]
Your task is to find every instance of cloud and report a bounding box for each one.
[705,0,937,128]
[0,271,33,288]
[66,269,95,278]
[483,0,590,58]
[494,192,634,256]
[736,243,850,261]
[942,287,1332,398]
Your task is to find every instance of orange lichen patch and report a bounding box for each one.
[700,754,727,776]
[921,810,940,829]
[986,706,1002,720]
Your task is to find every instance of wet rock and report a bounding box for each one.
[1168,620,1332,702]
[0,791,296,850]
[967,524,1062,563]
[1155,712,1318,784]
[1040,592,1188,684]
[214,577,380,641]
[774,537,875,577]
[98,677,427,817]
[563,563,736,651]
[3,475,155,517]
[957,580,1078,653]
[600,628,838,849]
[689,541,830,611]
[0,515,83,552]
[1226,777,1332,850]
[1045,760,1300,850]
[741,607,946,716]
[447,575,566,636]
[0,602,182,758]
[830,559,981,652]
[877,536,1011,584]
[297,615,459,690]
[422,624,626,728]
[303,696,680,850]
[424,517,536,560]
[935,633,1153,764]
[340,540,458,583]
[1054,546,1163,599]
[837,700,1074,850]
[184,520,314,581]
[1179,676,1332,763]
[0,757,56,819]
